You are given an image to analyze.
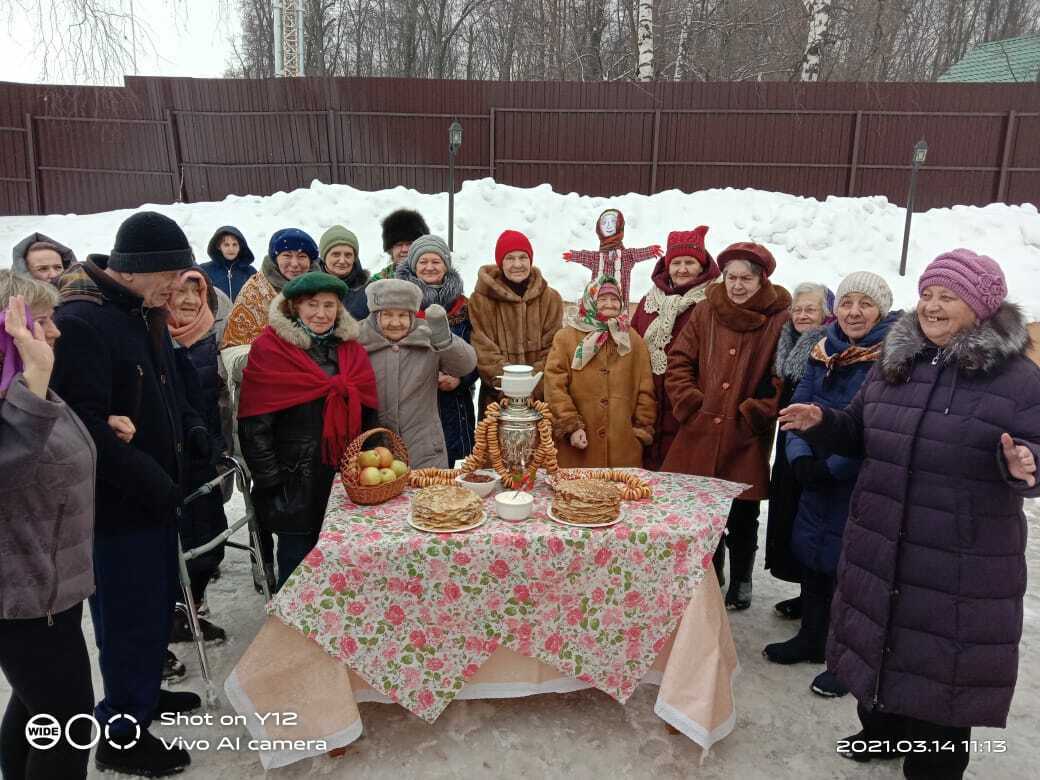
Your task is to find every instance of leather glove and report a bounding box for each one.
[792,457,832,488]
[186,426,212,462]
[425,304,453,349]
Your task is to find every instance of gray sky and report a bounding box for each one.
[1,0,239,84]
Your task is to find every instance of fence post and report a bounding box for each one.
[164,109,184,202]
[996,109,1016,203]
[649,109,661,195]
[24,113,41,214]
[847,110,863,196]
[489,108,495,180]
[326,109,338,184]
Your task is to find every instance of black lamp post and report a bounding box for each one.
[898,139,929,277]
[448,120,463,251]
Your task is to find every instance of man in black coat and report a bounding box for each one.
[51,212,208,778]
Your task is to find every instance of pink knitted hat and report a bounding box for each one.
[917,249,1007,321]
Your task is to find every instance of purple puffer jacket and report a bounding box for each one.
[806,303,1040,728]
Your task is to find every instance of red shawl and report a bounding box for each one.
[238,326,379,466]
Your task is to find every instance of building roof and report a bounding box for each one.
[938,35,1040,83]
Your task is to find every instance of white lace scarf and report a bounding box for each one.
[642,283,709,374]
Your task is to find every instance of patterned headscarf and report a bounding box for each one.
[570,275,631,370]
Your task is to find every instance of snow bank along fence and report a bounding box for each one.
[1,78,1038,216]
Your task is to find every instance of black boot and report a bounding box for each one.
[725,550,755,611]
[774,595,802,619]
[95,727,190,777]
[723,500,759,610]
[169,613,227,644]
[764,583,828,662]
[162,650,186,682]
[154,688,202,719]
[713,544,726,588]
[763,629,825,664]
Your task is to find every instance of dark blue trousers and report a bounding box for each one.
[89,521,179,734]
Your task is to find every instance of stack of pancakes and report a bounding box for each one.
[552,479,622,525]
[412,485,484,530]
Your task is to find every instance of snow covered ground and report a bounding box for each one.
[2,495,1036,778]
[3,179,1040,318]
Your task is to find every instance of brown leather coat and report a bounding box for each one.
[468,264,563,416]
[661,281,791,500]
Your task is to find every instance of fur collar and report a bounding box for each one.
[774,320,826,382]
[705,280,791,332]
[880,303,1030,383]
[474,264,550,303]
[357,317,433,353]
[395,263,465,310]
[267,292,359,350]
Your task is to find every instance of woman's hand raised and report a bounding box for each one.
[1000,433,1037,487]
[777,403,823,432]
[4,295,53,398]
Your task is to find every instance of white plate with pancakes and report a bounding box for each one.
[548,478,625,528]
[546,505,626,529]
[408,510,487,534]
[409,484,488,534]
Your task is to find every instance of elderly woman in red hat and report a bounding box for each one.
[631,226,721,469]
[469,229,563,416]
[663,243,791,610]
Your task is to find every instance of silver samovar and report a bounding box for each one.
[494,365,544,482]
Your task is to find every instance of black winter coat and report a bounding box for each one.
[438,301,478,467]
[764,322,825,583]
[173,347,227,576]
[238,297,377,535]
[806,304,1040,728]
[52,259,204,531]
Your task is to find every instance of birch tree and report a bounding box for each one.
[799,0,832,81]
[636,0,654,80]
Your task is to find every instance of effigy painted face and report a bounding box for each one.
[598,210,619,238]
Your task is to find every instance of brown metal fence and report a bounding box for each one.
[1,77,1038,217]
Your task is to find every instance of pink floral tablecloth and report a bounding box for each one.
[268,469,745,723]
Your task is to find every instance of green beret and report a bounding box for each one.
[282,271,347,300]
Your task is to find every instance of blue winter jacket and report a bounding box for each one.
[200,226,257,301]
[786,312,899,574]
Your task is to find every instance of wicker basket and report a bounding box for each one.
[340,427,411,505]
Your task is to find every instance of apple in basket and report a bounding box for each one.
[390,459,408,478]
[359,466,383,486]
[374,446,394,469]
[357,450,380,469]
[378,468,398,483]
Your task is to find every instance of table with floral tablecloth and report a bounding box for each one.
[226,469,746,769]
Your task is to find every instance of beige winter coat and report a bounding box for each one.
[357,318,477,468]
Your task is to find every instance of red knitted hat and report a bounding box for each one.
[717,242,777,278]
[665,226,709,268]
[495,229,534,267]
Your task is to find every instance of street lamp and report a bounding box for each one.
[448,120,463,251]
[898,139,929,277]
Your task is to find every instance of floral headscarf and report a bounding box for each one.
[570,275,631,370]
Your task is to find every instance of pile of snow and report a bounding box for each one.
[3,179,1039,318]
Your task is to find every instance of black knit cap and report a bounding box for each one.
[107,211,194,273]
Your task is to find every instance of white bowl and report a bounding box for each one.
[494,490,534,521]
[455,469,502,498]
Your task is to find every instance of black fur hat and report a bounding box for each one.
[381,209,429,253]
